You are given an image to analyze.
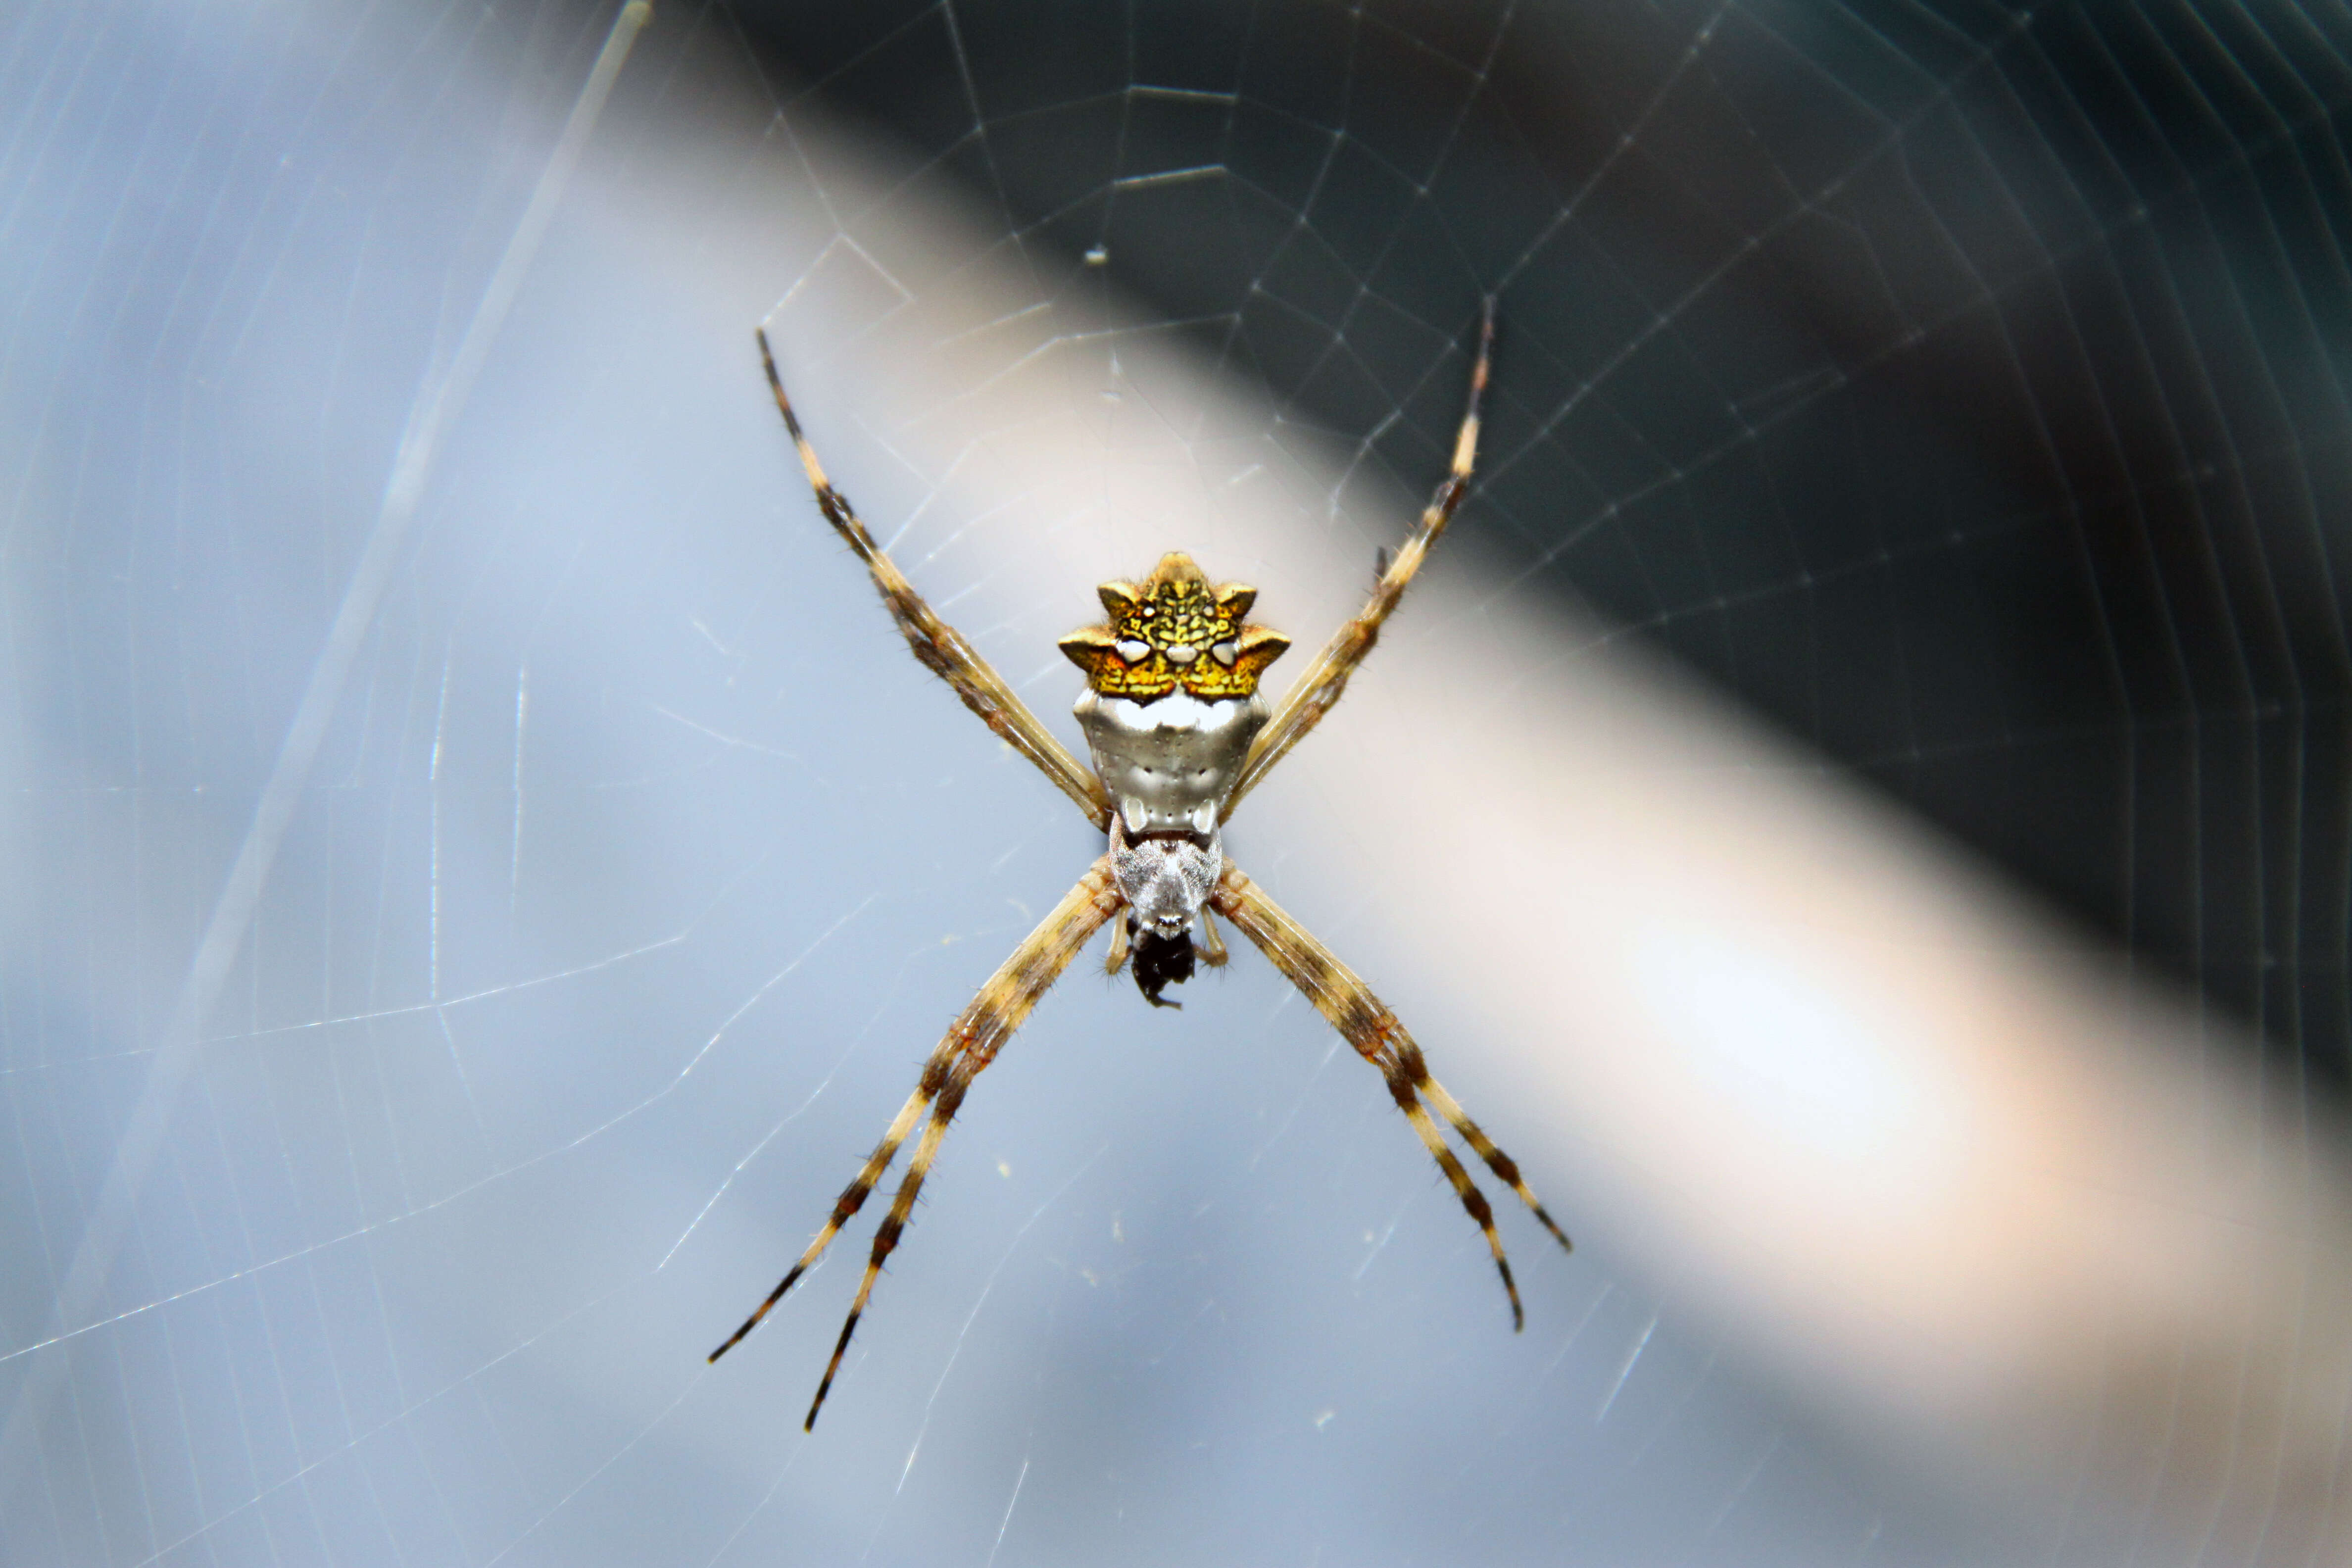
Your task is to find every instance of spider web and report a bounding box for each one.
[6,0,2352,1563]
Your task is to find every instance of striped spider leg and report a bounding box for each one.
[708,858,1123,1429]
[718,302,1565,1430]
[1210,863,1571,1328]
[1225,296,1495,811]
[754,329,1113,832]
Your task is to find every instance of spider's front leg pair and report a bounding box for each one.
[713,304,1568,1431]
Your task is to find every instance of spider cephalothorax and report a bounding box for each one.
[715,302,1570,1434]
[1056,551,1290,700]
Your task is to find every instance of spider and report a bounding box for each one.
[709,301,1572,1430]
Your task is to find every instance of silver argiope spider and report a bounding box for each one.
[709,301,1571,1430]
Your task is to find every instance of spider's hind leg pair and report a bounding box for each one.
[711,303,1570,1431]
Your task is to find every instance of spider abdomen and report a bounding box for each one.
[1073,687,1266,837]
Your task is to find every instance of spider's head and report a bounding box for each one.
[1056,551,1290,701]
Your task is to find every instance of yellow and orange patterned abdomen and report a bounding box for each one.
[1057,551,1290,700]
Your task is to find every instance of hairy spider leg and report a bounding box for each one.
[801,1076,965,1429]
[708,858,1125,1423]
[703,1086,927,1367]
[1211,861,1569,1330]
[1411,1065,1572,1253]
[1228,298,1496,810]
[757,329,1112,830]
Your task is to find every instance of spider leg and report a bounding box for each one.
[1196,907,1229,968]
[805,1075,965,1428]
[1227,299,1494,811]
[1412,1068,1573,1253]
[758,330,1112,830]
[1104,915,1130,977]
[702,1081,930,1364]
[708,856,1124,1426]
[1210,860,1568,1330]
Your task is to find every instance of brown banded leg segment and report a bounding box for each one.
[1211,860,1568,1329]
[709,857,1125,1416]
[757,330,1112,831]
[805,1078,967,1428]
[1228,300,1495,810]
[798,858,1122,1429]
[1411,1063,1572,1253]
[703,1082,933,1364]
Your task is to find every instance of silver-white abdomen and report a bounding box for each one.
[1073,688,1267,837]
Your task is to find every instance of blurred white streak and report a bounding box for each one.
[1306,592,2352,1547]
